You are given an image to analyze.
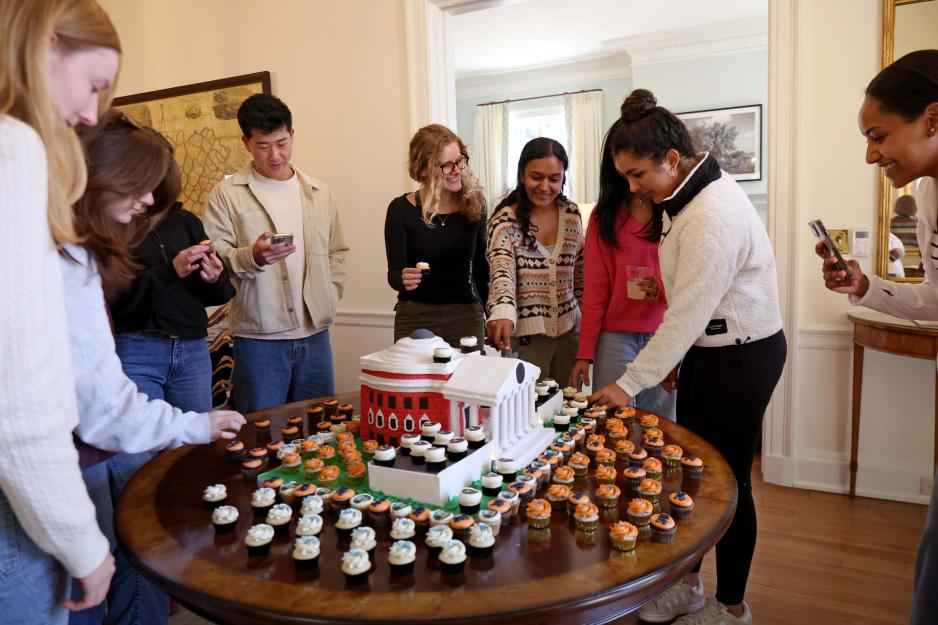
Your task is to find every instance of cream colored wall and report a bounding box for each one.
[789,0,933,503]
[99,0,407,389]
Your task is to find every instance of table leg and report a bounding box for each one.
[934,365,938,476]
[850,341,864,498]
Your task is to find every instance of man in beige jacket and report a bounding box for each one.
[204,94,349,412]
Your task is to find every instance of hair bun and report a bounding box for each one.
[620,89,657,122]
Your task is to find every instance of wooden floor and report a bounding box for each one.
[169,458,927,625]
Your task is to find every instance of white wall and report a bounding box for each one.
[783,0,933,504]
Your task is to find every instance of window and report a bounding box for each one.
[377,394,383,407]
[404,397,412,409]
[404,415,415,432]
[369,390,374,402]
[376,411,385,429]
[388,414,398,431]
[419,397,429,410]
[388,396,397,409]
[367,409,374,425]
[506,99,569,194]
[464,404,471,428]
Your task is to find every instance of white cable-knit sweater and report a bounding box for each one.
[0,115,109,578]
[617,158,783,396]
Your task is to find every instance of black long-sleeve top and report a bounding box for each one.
[384,193,489,305]
[109,202,236,339]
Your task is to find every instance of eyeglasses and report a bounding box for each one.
[440,155,469,175]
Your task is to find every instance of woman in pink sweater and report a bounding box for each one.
[569,126,676,420]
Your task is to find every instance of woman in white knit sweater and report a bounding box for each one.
[0,1,121,622]
[818,50,938,625]
[591,90,787,625]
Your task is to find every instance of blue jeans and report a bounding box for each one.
[114,333,213,413]
[593,331,676,421]
[0,492,70,625]
[233,330,336,413]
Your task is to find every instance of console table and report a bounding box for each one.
[848,311,938,498]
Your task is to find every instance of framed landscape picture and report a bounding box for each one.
[114,71,271,216]
[677,104,762,181]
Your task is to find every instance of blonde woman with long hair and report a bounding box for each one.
[384,124,489,348]
[0,0,121,621]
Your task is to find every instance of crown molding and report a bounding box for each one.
[602,17,768,67]
[455,53,631,100]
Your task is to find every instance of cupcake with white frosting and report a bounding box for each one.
[350,526,377,558]
[202,484,227,510]
[496,457,516,482]
[469,522,495,558]
[439,539,467,574]
[425,446,447,472]
[459,336,479,354]
[244,523,274,557]
[465,425,486,449]
[400,433,421,456]
[373,445,396,468]
[391,501,413,521]
[433,430,454,447]
[446,437,468,461]
[265,503,293,534]
[300,495,324,517]
[335,508,363,540]
[477,508,502,536]
[293,536,320,569]
[481,472,503,497]
[430,509,454,527]
[341,548,371,585]
[211,505,239,534]
[390,517,416,540]
[425,524,453,556]
[250,487,276,517]
[409,440,431,465]
[458,487,483,515]
[433,347,453,363]
[420,421,442,443]
[296,514,324,537]
[388,540,417,575]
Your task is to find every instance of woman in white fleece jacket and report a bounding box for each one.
[818,50,938,625]
[0,1,121,622]
[591,90,786,625]
[62,110,244,625]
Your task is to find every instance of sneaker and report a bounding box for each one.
[637,578,706,622]
[671,597,752,625]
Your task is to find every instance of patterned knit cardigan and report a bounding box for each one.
[485,201,585,338]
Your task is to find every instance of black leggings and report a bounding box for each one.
[679,330,787,605]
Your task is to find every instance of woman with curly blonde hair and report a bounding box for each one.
[384,124,489,348]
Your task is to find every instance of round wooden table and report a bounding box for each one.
[116,394,736,625]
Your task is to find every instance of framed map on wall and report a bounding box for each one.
[114,72,271,216]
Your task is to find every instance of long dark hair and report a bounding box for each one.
[866,50,938,121]
[596,89,696,245]
[492,137,570,248]
[73,109,180,297]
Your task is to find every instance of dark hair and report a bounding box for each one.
[74,109,180,297]
[492,137,570,248]
[237,93,293,138]
[866,50,938,122]
[594,120,657,246]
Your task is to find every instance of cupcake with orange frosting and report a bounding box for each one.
[595,448,616,467]
[628,447,649,468]
[595,484,621,509]
[281,425,300,440]
[550,440,573,462]
[623,466,646,490]
[594,464,617,485]
[546,484,572,514]
[638,479,662,509]
[317,445,336,464]
[304,458,324,482]
[362,439,379,462]
[607,426,628,445]
[681,455,704,479]
[668,491,694,520]
[615,406,636,424]
[642,457,663,481]
[408,506,431,534]
[525,498,552,529]
[615,439,636,462]
[552,465,575,487]
[644,427,664,441]
[568,452,590,477]
[240,458,264,482]
[639,414,658,431]
[650,513,677,543]
[486,498,512,522]
[449,513,476,542]
[567,490,591,514]
[573,502,600,532]
[281,452,302,475]
[253,417,271,437]
[319,465,340,489]
[627,498,654,528]
[643,436,665,458]
[331,486,355,512]
[662,444,684,468]
[346,461,367,485]
[609,521,639,551]
[225,440,245,462]
[605,416,624,430]
[298,438,319,461]
[342,450,364,466]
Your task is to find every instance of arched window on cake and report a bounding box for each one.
[404,415,415,432]
[388,414,399,431]
[376,411,384,429]
[419,414,431,427]
[368,408,374,425]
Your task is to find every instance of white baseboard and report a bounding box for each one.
[761,452,795,487]
[793,449,930,505]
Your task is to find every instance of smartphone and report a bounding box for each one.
[809,219,853,282]
[270,232,294,246]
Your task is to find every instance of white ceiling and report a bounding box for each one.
[452,0,768,77]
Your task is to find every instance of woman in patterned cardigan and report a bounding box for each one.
[486,137,584,385]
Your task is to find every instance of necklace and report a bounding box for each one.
[438,213,450,227]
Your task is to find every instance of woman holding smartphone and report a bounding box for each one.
[0,0,121,620]
[486,137,584,386]
[384,124,488,348]
[817,49,938,625]
[67,110,245,625]
[590,89,786,625]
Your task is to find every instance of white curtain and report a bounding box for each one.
[472,102,508,211]
[564,91,603,205]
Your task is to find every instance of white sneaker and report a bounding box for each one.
[637,578,706,623]
[671,597,753,625]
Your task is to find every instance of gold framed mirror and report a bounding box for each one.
[877,0,937,282]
